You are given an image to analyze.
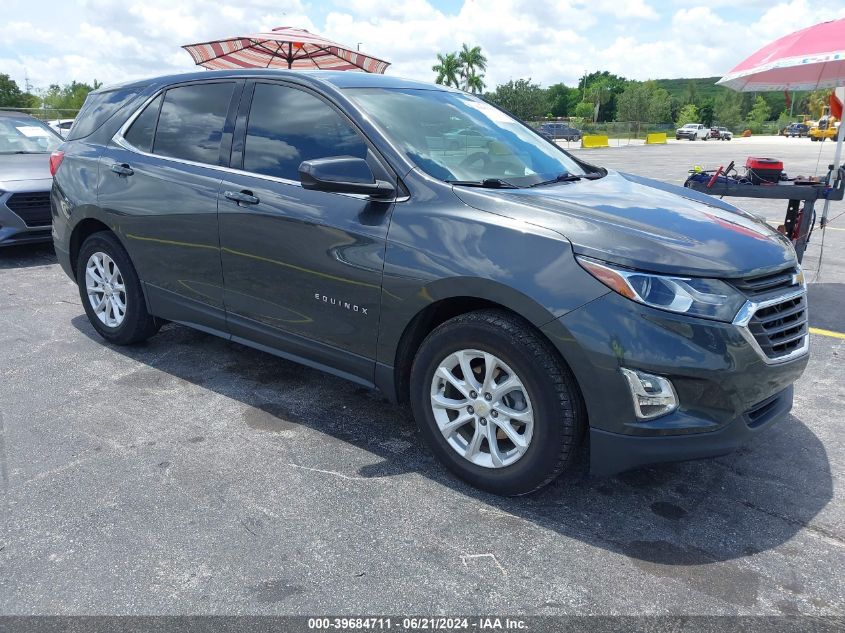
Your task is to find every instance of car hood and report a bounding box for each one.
[453,170,796,277]
[0,153,52,185]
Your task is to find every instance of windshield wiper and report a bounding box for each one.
[5,151,50,154]
[529,171,604,188]
[447,178,520,189]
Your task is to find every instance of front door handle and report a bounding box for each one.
[224,190,260,206]
[110,163,134,177]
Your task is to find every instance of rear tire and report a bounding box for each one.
[76,231,160,345]
[410,310,584,496]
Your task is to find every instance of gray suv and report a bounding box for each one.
[51,71,809,495]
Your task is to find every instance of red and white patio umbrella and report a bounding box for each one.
[717,18,845,228]
[183,27,390,74]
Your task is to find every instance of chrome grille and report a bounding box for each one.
[747,294,808,359]
[731,265,808,363]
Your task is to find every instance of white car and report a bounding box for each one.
[47,119,74,138]
[675,123,709,141]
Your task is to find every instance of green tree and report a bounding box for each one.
[676,103,700,127]
[574,101,595,120]
[432,53,461,88]
[648,85,673,124]
[581,71,627,122]
[699,98,714,126]
[41,80,99,111]
[0,74,39,108]
[805,88,832,118]
[546,83,580,117]
[615,81,672,136]
[714,92,743,130]
[485,79,548,121]
[615,82,650,126]
[465,74,485,94]
[457,44,487,94]
[683,80,698,105]
[746,95,771,124]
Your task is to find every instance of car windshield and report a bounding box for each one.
[0,116,62,154]
[345,87,587,186]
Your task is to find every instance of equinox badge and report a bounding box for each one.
[314,293,369,315]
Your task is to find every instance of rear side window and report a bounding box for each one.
[153,83,234,165]
[243,83,367,181]
[67,87,141,140]
[124,94,163,153]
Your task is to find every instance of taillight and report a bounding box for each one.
[49,150,65,177]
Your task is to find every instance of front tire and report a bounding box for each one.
[410,310,584,496]
[76,231,160,345]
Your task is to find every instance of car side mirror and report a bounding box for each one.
[298,157,396,199]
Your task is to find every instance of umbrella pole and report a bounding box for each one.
[820,87,844,228]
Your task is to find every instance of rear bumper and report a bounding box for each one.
[590,385,793,476]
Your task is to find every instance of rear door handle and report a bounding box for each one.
[224,190,260,206]
[110,163,134,177]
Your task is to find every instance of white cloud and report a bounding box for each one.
[2,0,844,95]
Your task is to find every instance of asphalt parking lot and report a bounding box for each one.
[1,137,843,616]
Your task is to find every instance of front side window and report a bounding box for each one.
[0,115,62,154]
[345,88,586,186]
[243,83,368,181]
[153,83,234,165]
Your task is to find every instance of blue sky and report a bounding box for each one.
[2,0,843,93]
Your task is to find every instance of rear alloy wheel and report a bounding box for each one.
[85,251,127,328]
[411,310,584,496]
[76,231,160,345]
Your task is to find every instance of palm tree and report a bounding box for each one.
[465,73,486,95]
[458,44,487,91]
[432,53,461,88]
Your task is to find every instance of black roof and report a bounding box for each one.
[92,69,453,94]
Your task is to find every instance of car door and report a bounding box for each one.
[218,80,397,383]
[98,80,242,332]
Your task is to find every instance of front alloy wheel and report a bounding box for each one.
[430,349,533,469]
[85,252,127,328]
[410,310,585,496]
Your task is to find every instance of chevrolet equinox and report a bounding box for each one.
[51,71,809,495]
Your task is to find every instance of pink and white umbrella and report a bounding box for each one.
[717,18,845,227]
[183,27,390,74]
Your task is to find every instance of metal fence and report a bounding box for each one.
[0,106,80,122]
[529,120,787,142]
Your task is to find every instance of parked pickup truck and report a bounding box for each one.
[676,123,709,141]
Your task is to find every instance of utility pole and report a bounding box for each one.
[24,71,32,94]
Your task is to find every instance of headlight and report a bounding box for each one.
[576,256,746,322]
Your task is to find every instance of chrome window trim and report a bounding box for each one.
[112,85,407,203]
[732,285,809,365]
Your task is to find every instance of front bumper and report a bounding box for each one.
[0,184,53,247]
[541,292,808,475]
[590,385,793,475]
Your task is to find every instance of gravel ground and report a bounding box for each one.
[1,137,843,616]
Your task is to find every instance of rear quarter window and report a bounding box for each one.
[67,87,142,140]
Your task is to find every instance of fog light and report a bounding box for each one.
[620,368,678,420]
